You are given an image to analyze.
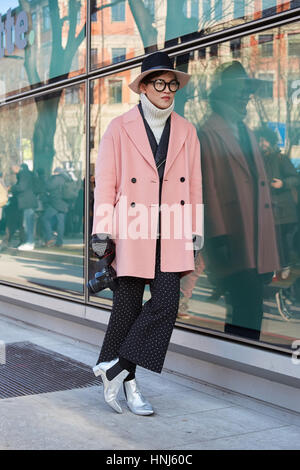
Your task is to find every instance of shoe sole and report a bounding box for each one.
[126,403,154,415]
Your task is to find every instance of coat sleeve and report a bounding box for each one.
[189,126,204,242]
[92,124,118,236]
[280,155,300,190]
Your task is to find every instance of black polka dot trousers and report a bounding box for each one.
[97,238,181,373]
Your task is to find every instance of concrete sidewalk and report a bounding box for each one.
[0,313,300,450]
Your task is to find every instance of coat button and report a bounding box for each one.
[180,177,185,182]
[131,178,136,183]
[180,200,185,205]
[131,202,136,207]
[265,203,270,208]
[261,181,266,186]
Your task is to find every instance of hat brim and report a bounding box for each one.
[129,68,191,94]
[209,76,266,96]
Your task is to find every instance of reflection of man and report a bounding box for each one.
[199,61,279,340]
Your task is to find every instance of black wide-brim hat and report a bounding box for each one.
[129,51,191,94]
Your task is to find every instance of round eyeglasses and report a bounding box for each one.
[149,79,180,93]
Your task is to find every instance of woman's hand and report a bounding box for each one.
[91,233,113,258]
[271,178,283,189]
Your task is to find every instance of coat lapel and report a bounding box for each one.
[247,127,265,178]
[209,113,252,177]
[122,105,188,178]
[164,112,188,178]
[122,106,157,173]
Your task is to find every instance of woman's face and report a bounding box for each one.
[139,71,178,109]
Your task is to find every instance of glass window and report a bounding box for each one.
[259,34,274,57]
[191,0,199,18]
[90,0,300,71]
[108,79,122,104]
[89,72,137,307]
[230,38,241,58]
[203,0,212,21]
[198,47,206,60]
[111,0,126,22]
[91,47,98,68]
[174,22,300,352]
[90,126,95,149]
[31,12,37,30]
[111,47,126,64]
[65,85,81,104]
[90,80,95,104]
[233,0,245,19]
[210,43,218,57]
[0,83,86,297]
[0,1,86,100]
[144,0,155,22]
[215,0,223,21]
[42,6,50,32]
[288,33,300,57]
[91,0,98,22]
[77,7,81,25]
[257,72,274,98]
[262,0,277,18]
[183,0,199,18]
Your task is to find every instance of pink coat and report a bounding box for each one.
[92,104,203,279]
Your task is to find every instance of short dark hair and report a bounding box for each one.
[141,70,176,85]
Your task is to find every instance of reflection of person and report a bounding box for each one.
[177,253,205,319]
[255,126,300,269]
[41,167,69,247]
[0,165,23,247]
[10,163,37,251]
[91,52,203,416]
[0,172,8,224]
[199,61,279,340]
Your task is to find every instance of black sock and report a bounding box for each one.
[106,361,124,381]
[119,356,135,372]
[124,370,136,381]
[106,356,136,381]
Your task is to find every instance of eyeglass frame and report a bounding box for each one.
[149,78,180,92]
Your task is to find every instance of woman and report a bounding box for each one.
[91,51,203,416]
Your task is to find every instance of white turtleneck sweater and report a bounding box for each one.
[140,92,174,144]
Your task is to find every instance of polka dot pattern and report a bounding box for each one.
[97,238,181,373]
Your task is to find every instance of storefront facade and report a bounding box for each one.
[1,0,300,411]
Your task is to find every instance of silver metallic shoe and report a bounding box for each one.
[93,358,129,413]
[123,378,154,416]
[93,358,118,377]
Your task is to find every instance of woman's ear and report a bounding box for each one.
[139,82,146,94]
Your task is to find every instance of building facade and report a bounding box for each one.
[1,0,300,411]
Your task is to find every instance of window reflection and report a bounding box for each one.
[0,84,85,296]
[91,0,299,70]
[176,23,300,350]
[88,22,300,349]
[0,1,86,99]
